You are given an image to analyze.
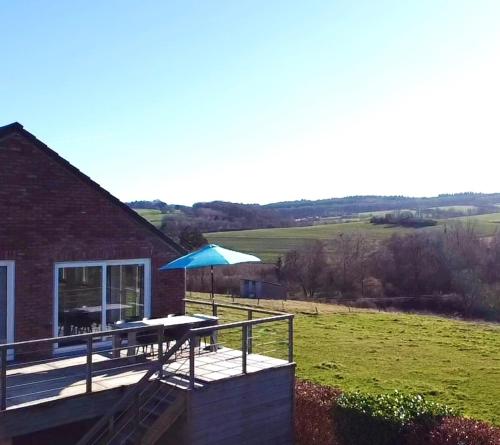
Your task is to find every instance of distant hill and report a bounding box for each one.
[264,193,500,219]
[128,193,500,234]
[127,199,293,236]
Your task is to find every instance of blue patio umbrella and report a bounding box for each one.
[160,244,261,298]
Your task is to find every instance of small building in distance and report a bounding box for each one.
[240,279,287,299]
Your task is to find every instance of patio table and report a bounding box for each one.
[71,303,132,313]
[111,315,218,359]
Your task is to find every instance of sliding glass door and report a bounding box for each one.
[57,266,103,339]
[0,261,14,352]
[0,266,8,345]
[106,264,145,329]
[55,259,150,348]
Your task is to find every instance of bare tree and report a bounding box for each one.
[330,233,374,296]
[282,241,328,297]
[443,221,483,314]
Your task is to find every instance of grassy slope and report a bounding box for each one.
[134,208,164,227]
[206,213,500,261]
[186,295,500,424]
[132,207,500,261]
[206,220,421,261]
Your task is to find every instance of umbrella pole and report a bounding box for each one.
[211,265,214,300]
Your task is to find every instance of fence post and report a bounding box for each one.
[247,310,253,354]
[242,324,248,374]
[86,337,92,393]
[212,301,218,317]
[189,334,195,389]
[288,316,294,363]
[0,347,6,410]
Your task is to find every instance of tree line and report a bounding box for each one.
[279,222,500,320]
[129,192,500,235]
[266,192,500,219]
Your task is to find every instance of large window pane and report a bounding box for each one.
[106,264,145,328]
[0,266,7,344]
[58,266,103,341]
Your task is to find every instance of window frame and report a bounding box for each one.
[53,258,151,351]
[0,261,15,359]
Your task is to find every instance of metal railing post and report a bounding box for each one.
[242,325,248,374]
[288,316,294,363]
[108,416,115,439]
[189,334,195,389]
[86,337,92,393]
[212,302,218,348]
[247,310,253,354]
[0,347,6,410]
[157,326,164,378]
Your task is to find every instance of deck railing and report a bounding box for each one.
[0,299,294,411]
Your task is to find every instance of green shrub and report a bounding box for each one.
[333,391,456,445]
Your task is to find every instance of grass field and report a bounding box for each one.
[206,219,422,261]
[134,208,164,227]
[430,205,478,212]
[132,207,500,262]
[206,213,500,262]
[186,294,500,425]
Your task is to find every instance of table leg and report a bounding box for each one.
[127,332,137,361]
[211,323,219,352]
[112,334,121,358]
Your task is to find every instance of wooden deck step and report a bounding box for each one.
[139,389,186,445]
[98,381,186,445]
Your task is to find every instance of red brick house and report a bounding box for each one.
[0,122,186,352]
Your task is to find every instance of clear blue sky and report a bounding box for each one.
[2,1,500,205]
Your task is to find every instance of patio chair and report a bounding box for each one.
[193,314,219,353]
[73,312,94,333]
[164,326,190,359]
[136,329,158,356]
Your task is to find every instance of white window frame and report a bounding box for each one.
[53,258,151,352]
[0,261,15,360]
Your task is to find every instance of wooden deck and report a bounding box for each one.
[1,299,295,443]
[5,346,289,410]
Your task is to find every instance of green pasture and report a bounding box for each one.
[430,205,478,212]
[205,213,500,261]
[133,208,164,227]
[206,219,420,261]
[132,207,500,262]
[186,294,500,425]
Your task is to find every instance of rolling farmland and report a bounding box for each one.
[134,208,164,227]
[132,207,500,262]
[206,213,500,261]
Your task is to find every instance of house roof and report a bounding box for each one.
[0,122,186,256]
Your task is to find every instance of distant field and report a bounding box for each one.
[134,208,164,227]
[358,209,415,217]
[430,205,477,212]
[132,207,500,261]
[206,213,500,261]
[205,220,421,261]
[450,212,500,235]
[186,294,500,424]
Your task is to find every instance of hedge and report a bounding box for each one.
[295,380,341,445]
[295,380,500,445]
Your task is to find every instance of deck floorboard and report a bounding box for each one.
[4,346,288,410]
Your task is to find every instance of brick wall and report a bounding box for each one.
[0,129,186,342]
